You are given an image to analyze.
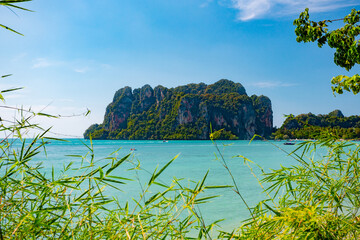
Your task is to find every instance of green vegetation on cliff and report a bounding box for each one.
[273,110,360,139]
[84,79,273,140]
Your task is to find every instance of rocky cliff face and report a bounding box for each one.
[84,79,273,140]
[251,95,273,138]
[103,86,134,131]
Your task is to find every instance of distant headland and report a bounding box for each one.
[273,110,360,140]
[84,79,273,140]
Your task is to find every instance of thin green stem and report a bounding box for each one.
[212,139,255,221]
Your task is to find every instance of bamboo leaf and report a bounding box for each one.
[106,153,131,175]
[1,74,12,78]
[3,3,33,12]
[194,195,219,204]
[263,202,281,216]
[204,185,233,189]
[1,87,23,93]
[149,154,178,185]
[197,170,209,191]
[0,24,23,35]
[36,112,58,118]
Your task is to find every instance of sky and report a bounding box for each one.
[0,0,359,138]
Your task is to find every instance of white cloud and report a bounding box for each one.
[32,58,57,68]
[200,0,213,8]
[251,81,297,88]
[232,0,270,20]
[74,67,90,73]
[230,0,360,21]
[11,52,28,62]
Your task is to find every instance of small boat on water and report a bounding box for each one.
[284,142,295,145]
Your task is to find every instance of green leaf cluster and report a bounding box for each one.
[228,138,360,239]
[294,8,360,94]
[0,114,225,239]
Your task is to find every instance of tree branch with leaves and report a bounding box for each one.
[294,8,360,95]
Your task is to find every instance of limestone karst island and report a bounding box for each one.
[84,79,273,140]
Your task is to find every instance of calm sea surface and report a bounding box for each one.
[24,139,306,231]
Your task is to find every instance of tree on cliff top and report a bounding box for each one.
[294,8,360,95]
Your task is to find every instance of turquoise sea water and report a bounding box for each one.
[26,139,302,231]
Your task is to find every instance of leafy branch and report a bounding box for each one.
[294,8,360,95]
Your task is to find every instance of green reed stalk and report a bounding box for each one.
[210,130,255,222]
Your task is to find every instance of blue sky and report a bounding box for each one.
[1,0,359,137]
